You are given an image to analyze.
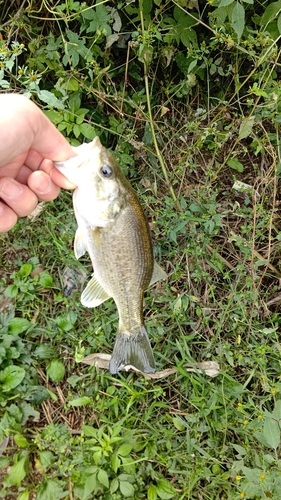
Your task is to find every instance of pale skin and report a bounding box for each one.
[0,93,77,233]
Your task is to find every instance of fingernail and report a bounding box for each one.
[0,179,23,199]
[33,175,52,194]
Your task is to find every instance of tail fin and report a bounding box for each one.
[109,326,156,375]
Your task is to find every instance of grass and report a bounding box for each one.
[1,1,281,499]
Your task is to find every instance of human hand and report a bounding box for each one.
[0,93,77,232]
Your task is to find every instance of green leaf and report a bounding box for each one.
[44,109,63,124]
[37,90,65,110]
[8,317,30,335]
[240,466,259,482]
[14,434,30,448]
[119,481,135,497]
[17,491,30,500]
[65,77,80,91]
[38,451,55,469]
[106,33,119,49]
[278,12,281,33]
[82,425,97,437]
[117,443,133,457]
[219,0,234,6]
[34,345,56,360]
[0,366,25,391]
[98,469,109,488]
[148,484,158,500]
[238,116,255,139]
[110,478,119,493]
[0,456,10,469]
[19,263,32,277]
[156,479,176,500]
[5,455,28,486]
[39,272,53,288]
[4,284,18,298]
[272,399,281,420]
[263,416,280,449]
[46,360,65,383]
[111,454,121,473]
[174,6,195,26]
[181,28,197,48]
[69,92,81,113]
[0,69,10,89]
[172,416,187,431]
[227,158,244,172]
[232,444,246,456]
[55,314,75,332]
[231,2,245,42]
[37,478,67,500]
[80,123,97,140]
[73,124,81,138]
[82,473,98,498]
[143,122,153,146]
[143,0,153,15]
[68,396,93,406]
[261,1,281,27]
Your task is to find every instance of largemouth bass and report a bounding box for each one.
[55,137,166,374]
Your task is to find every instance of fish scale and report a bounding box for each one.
[94,203,153,330]
[54,136,167,374]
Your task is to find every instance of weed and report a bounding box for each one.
[1,0,281,498]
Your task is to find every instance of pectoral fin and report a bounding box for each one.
[74,229,87,259]
[81,274,111,308]
[149,261,167,286]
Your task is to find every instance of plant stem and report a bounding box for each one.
[139,6,179,208]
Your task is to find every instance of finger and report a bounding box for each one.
[0,177,37,217]
[0,95,75,166]
[28,170,60,201]
[24,149,45,170]
[50,164,77,190]
[40,158,76,190]
[0,202,18,232]
[16,165,33,184]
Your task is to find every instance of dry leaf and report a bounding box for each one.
[62,266,88,296]
[123,365,177,380]
[27,202,45,221]
[81,353,220,378]
[82,353,111,369]
[0,437,9,456]
[161,106,170,116]
[186,361,220,378]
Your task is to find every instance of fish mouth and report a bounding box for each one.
[53,137,103,171]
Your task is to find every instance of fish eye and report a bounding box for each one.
[100,164,113,178]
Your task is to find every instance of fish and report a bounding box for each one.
[54,137,167,374]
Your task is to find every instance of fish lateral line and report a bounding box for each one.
[54,137,167,374]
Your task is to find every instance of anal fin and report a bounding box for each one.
[149,261,167,286]
[81,274,111,308]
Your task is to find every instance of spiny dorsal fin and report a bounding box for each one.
[81,274,111,308]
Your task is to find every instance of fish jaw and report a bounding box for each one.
[53,137,104,186]
[109,326,156,374]
[55,137,127,227]
[73,187,122,229]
